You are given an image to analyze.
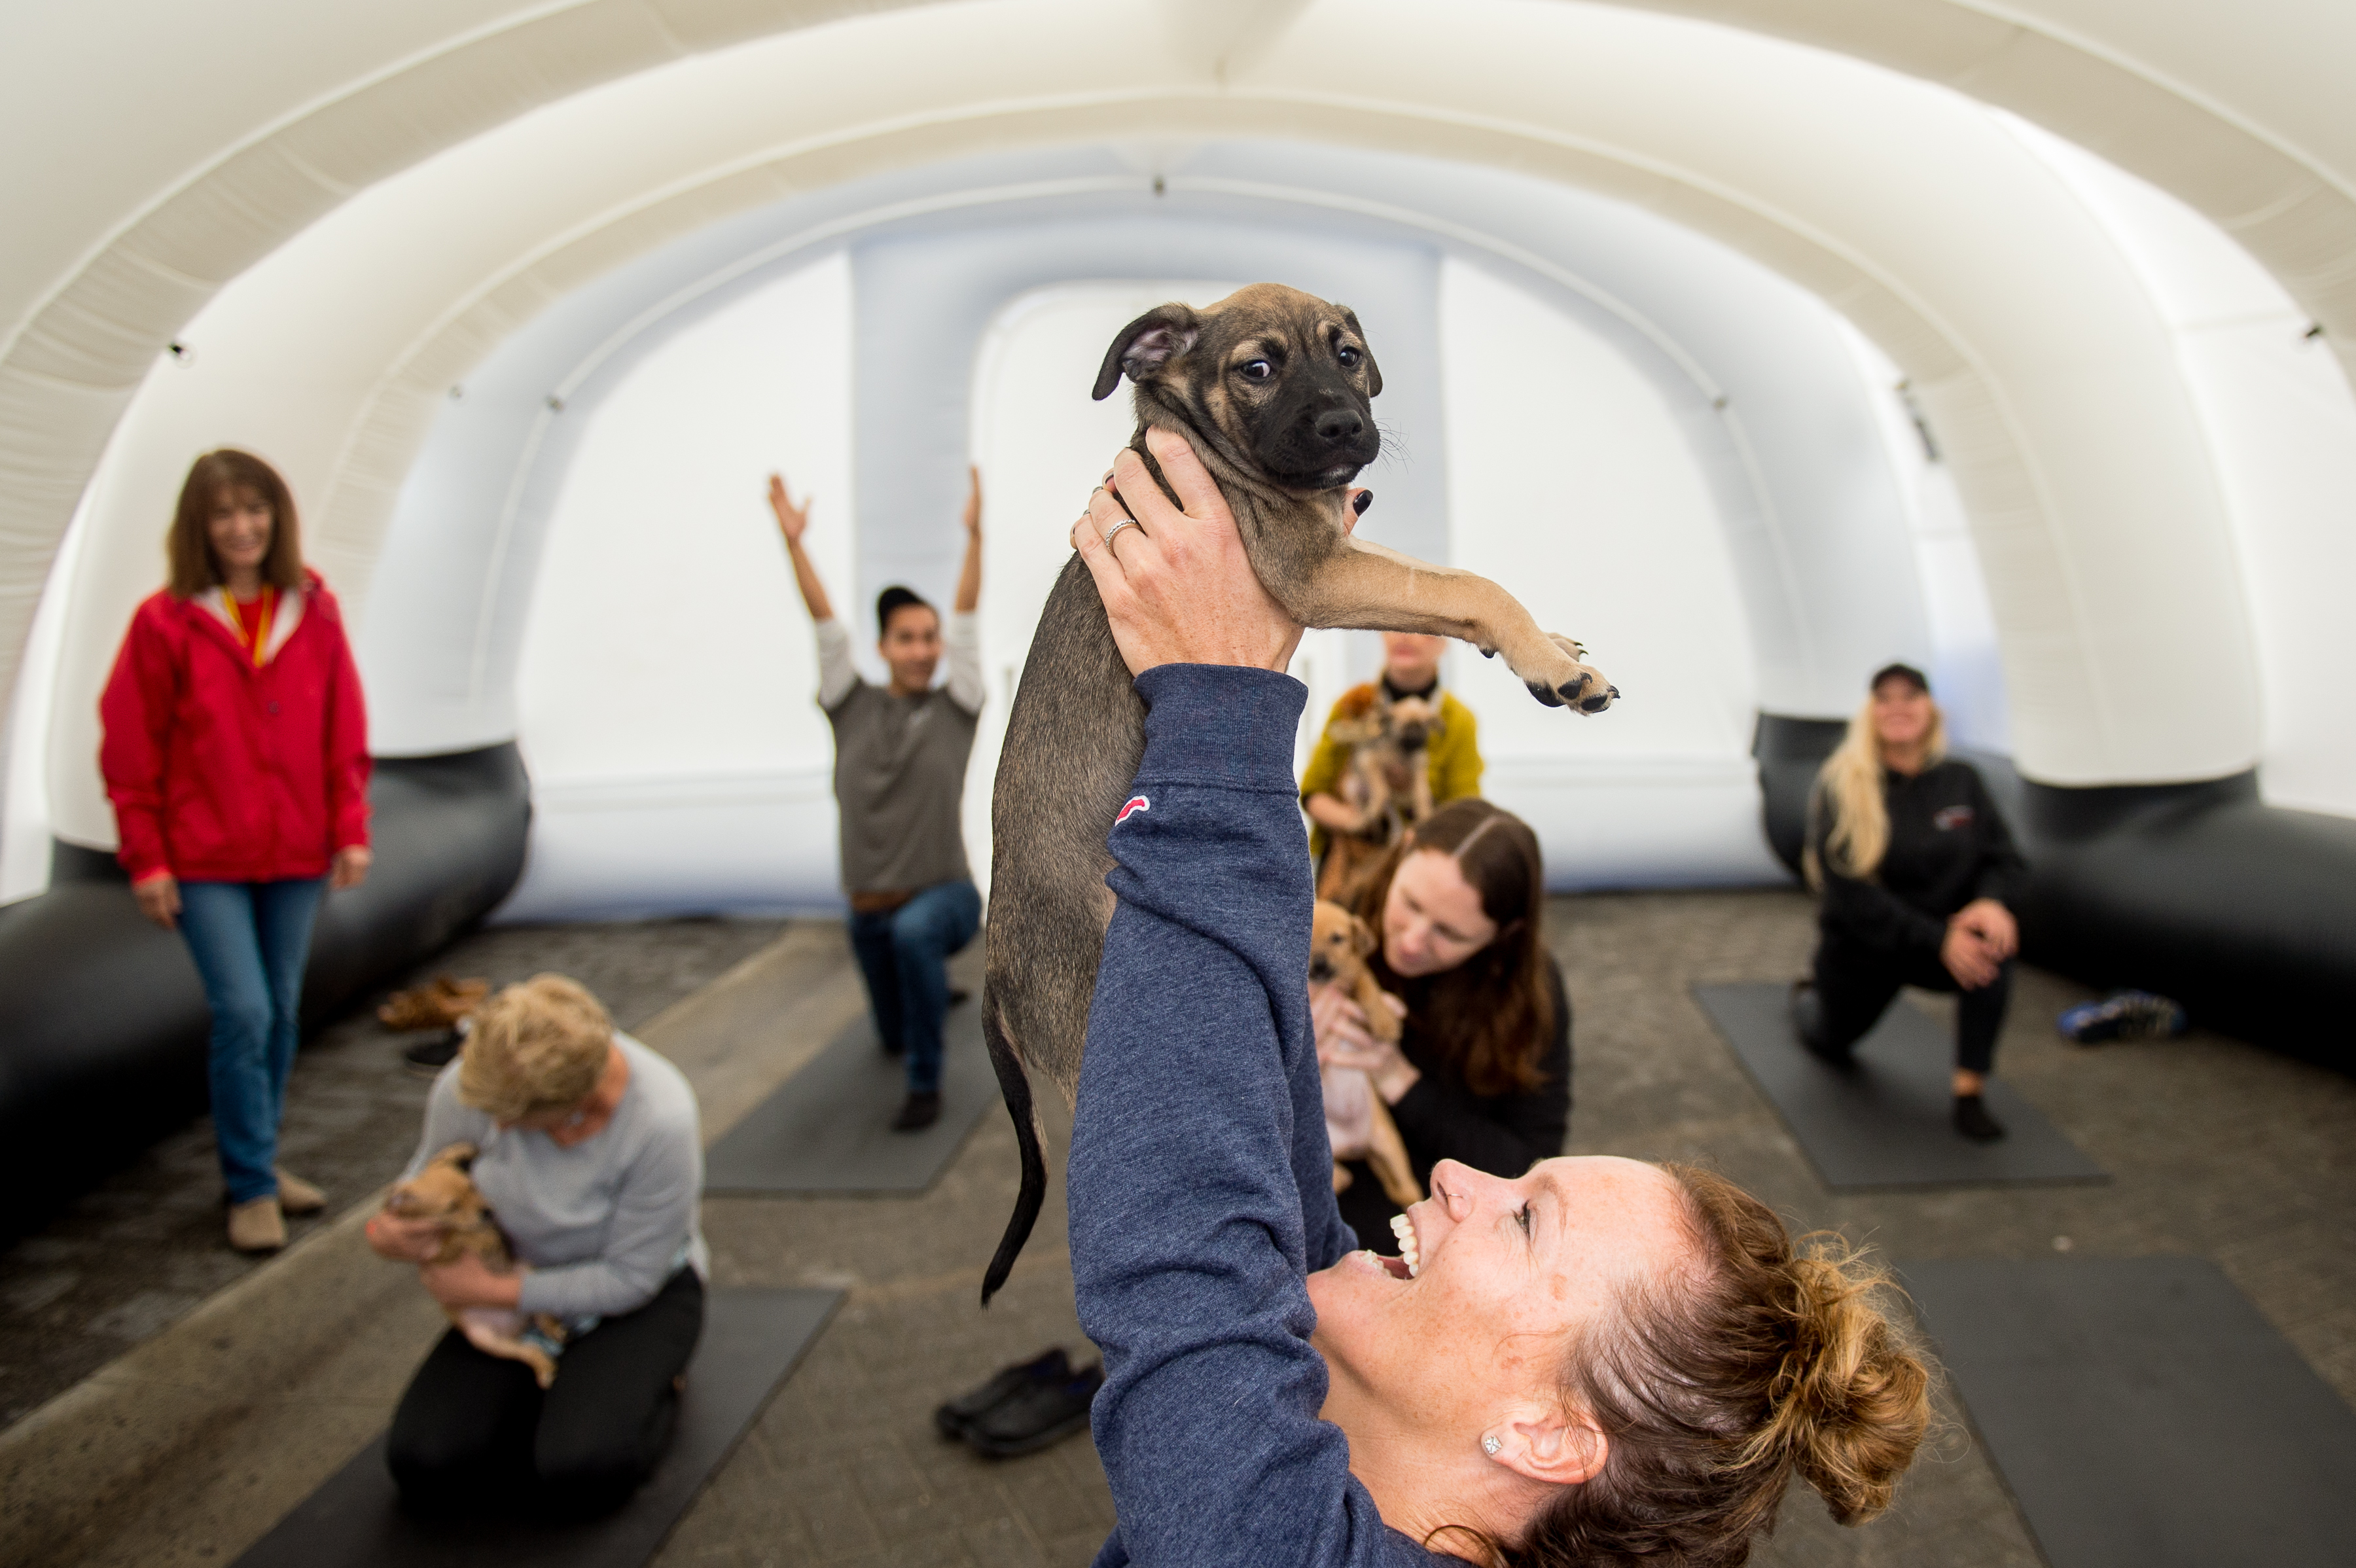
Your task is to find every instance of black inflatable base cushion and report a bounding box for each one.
[1906,1256,2356,1568]
[230,1286,838,1568]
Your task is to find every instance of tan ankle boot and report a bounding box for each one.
[274,1168,327,1215]
[228,1196,286,1253]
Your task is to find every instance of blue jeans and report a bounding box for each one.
[848,880,981,1096]
[179,878,327,1203]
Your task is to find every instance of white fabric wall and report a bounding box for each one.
[497,254,855,921]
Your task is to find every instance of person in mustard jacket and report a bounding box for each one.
[100,449,372,1253]
[1300,632,1484,874]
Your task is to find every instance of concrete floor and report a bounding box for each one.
[3,889,2351,1567]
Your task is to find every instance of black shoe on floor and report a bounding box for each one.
[963,1361,1105,1458]
[949,988,971,1008]
[402,1026,466,1080]
[892,1091,942,1132]
[934,1348,1070,1439]
[1953,1093,2007,1142]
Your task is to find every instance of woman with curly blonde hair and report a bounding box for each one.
[1796,663,2027,1141]
[365,975,706,1521]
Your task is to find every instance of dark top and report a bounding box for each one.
[1069,664,1442,1567]
[1338,957,1572,1240]
[1808,758,2028,960]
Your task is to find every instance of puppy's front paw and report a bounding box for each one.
[1520,633,1616,714]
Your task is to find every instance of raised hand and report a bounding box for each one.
[767,474,812,545]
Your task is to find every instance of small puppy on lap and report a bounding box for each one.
[1308,901,1421,1210]
[384,1143,577,1388]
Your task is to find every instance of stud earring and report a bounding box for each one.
[1482,1434,1501,1457]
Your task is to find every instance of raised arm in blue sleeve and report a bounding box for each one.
[1068,664,1435,1568]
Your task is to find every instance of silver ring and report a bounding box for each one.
[1101,517,1140,548]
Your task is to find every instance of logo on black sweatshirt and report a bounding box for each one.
[1116,794,1151,825]
[1933,805,1975,831]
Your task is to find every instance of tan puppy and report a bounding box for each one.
[1309,901,1423,1211]
[1316,688,1444,908]
[385,1143,566,1388]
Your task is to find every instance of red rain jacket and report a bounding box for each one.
[99,571,371,884]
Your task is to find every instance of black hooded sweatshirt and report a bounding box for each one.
[1808,758,2028,959]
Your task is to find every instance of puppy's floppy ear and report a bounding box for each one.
[1340,308,1383,397]
[434,1141,478,1174]
[1094,304,1202,401]
[1349,914,1377,955]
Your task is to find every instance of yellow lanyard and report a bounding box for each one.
[226,586,275,669]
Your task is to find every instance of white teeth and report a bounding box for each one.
[1388,1213,1421,1278]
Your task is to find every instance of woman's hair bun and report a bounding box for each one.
[1763,1245,1933,1523]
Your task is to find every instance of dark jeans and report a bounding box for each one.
[177,877,327,1203]
[1806,936,2012,1075]
[848,879,981,1095]
[387,1268,704,1522]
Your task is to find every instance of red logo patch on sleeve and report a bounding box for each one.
[1115,794,1151,825]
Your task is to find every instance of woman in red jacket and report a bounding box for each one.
[100,450,372,1253]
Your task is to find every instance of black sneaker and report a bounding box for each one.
[892,1091,942,1132]
[1952,1093,2007,1142]
[402,1025,467,1080]
[964,1361,1104,1458]
[934,1348,1070,1439]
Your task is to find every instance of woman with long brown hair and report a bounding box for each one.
[100,449,372,1252]
[1795,662,2026,1141]
[1314,796,1569,1243]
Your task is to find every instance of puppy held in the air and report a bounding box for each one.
[979,283,1613,1300]
[1316,687,1444,908]
[1309,900,1421,1211]
[385,1143,569,1388]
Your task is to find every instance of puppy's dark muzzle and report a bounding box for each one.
[1397,724,1429,749]
[1308,957,1338,984]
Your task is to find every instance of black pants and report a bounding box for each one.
[387,1268,704,1521]
[1806,938,2012,1075]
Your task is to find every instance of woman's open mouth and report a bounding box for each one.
[1387,1213,1421,1279]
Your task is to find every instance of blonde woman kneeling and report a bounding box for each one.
[366,976,705,1520]
[1794,664,2028,1141]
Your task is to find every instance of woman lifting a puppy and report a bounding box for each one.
[1060,429,1929,1565]
[365,976,705,1522]
[1313,798,1570,1247]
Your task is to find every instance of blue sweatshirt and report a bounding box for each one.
[1070,664,1442,1567]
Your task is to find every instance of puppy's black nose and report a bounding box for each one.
[1315,408,1365,446]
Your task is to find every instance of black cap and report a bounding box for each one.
[876,584,933,633]
[1870,662,1930,694]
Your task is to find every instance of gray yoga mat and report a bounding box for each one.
[232,1287,839,1568]
[1694,982,2104,1189]
[704,999,995,1194]
[1906,1256,2356,1568]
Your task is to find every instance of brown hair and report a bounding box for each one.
[1478,1166,1931,1567]
[457,975,615,1122]
[168,449,306,599]
[1349,798,1552,1096]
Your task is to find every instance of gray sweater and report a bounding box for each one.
[816,613,983,895]
[404,1033,707,1319]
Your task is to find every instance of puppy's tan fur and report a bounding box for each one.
[386,1143,566,1389]
[1316,688,1443,908]
[978,283,1611,1299]
[1310,901,1422,1210]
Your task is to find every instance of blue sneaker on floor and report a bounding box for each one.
[2058,991,2187,1044]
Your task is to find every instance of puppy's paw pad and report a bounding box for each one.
[1524,679,1565,708]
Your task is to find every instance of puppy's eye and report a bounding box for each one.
[1338,344,1362,367]
[1240,359,1273,382]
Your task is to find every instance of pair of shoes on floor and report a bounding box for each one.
[402,1018,472,1079]
[1952,1093,2007,1142]
[2058,990,2188,1045]
[228,1195,286,1252]
[935,1348,1104,1458]
[892,1090,942,1132]
[378,974,489,1031]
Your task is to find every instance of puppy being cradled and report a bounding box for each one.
[1309,901,1422,1210]
[385,1143,570,1388]
[1316,687,1444,908]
